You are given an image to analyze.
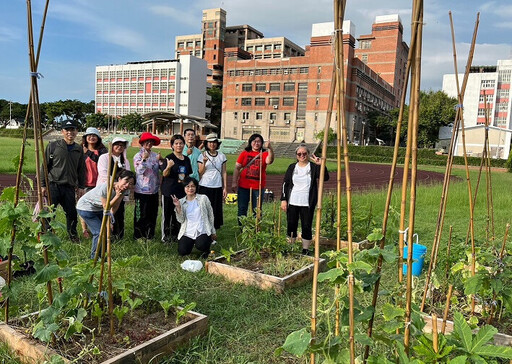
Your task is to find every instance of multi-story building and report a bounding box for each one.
[95,55,210,118]
[221,17,404,143]
[442,59,512,159]
[244,37,305,59]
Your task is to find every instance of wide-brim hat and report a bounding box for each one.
[62,119,79,129]
[205,133,219,142]
[84,127,101,138]
[139,132,160,146]
[112,137,128,147]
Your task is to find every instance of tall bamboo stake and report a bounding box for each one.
[420,12,480,312]
[445,226,453,279]
[362,2,421,359]
[432,313,439,353]
[107,205,114,336]
[310,27,340,364]
[483,101,495,243]
[404,1,423,353]
[441,284,453,334]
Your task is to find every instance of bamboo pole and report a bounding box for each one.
[420,12,480,312]
[441,284,453,334]
[362,2,421,359]
[309,27,340,364]
[432,314,438,353]
[445,226,453,279]
[404,1,423,353]
[107,204,114,336]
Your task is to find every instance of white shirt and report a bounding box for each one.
[184,198,206,239]
[199,151,227,188]
[289,163,311,207]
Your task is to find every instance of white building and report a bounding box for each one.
[442,59,512,159]
[95,55,211,118]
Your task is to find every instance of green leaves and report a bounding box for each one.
[281,328,311,357]
[382,303,405,321]
[453,312,473,352]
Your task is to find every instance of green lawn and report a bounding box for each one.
[2,135,512,363]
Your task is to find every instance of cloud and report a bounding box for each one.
[148,6,199,28]
[0,26,22,42]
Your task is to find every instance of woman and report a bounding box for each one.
[161,134,192,243]
[172,177,216,257]
[133,132,162,239]
[97,137,130,239]
[77,169,135,259]
[280,145,329,255]
[198,133,227,230]
[231,133,274,221]
[80,127,108,238]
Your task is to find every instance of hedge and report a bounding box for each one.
[0,128,34,138]
[321,145,507,168]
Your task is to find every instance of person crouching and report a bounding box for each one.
[171,177,216,258]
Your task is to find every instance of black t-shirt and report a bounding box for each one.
[160,154,192,197]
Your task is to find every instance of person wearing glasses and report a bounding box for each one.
[280,144,329,255]
[133,132,163,239]
[172,177,216,257]
[97,137,131,240]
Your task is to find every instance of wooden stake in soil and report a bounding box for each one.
[432,313,439,353]
[442,284,453,334]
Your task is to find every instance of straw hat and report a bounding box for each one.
[205,133,219,142]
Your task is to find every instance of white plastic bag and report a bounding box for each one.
[181,260,203,272]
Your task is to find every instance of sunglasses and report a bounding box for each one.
[296,152,308,157]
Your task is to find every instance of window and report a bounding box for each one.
[270,113,277,120]
[195,50,201,57]
[269,97,279,106]
[256,112,263,120]
[269,83,280,91]
[360,40,371,49]
[255,98,265,106]
[274,44,282,50]
[242,112,250,119]
[284,113,291,120]
[481,80,495,89]
[242,84,253,92]
[247,46,253,52]
[283,97,294,106]
[362,54,368,64]
[242,98,252,106]
[255,45,262,51]
[186,41,193,48]
[284,83,295,91]
[213,54,216,60]
[315,98,319,106]
[235,98,239,105]
[300,67,309,74]
[314,113,318,121]
[195,41,201,47]
[264,44,272,51]
[255,83,266,91]
[233,112,238,120]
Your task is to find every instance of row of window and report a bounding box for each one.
[498,70,511,83]
[239,82,296,92]
[246,44,282,52]
[481,80,496,89]
[96,82,176,91]
[177,40,202,48]
[96,69,176,79]
[96,95,175,103]
[234,111,292,121]
[227,67,309,77]
[479,94,494,103]
[356,86,392,111]
[97,107,175,116]
[497,89,510,98]
[236,97,295,107]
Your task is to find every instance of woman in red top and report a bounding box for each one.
[231,133,274,222]
[81,127,107,238]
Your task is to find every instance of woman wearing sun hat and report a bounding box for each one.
[80,127,108,238]
[133,132,163,239]
[97,136,131,239]
[198,133,227,229]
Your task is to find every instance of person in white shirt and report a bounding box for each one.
[198,133,227,229]
[172,177,217,257]
[280,145,329,255]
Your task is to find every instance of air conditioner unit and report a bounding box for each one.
[241,120,246,123]
[265,90,270,93]
[285,120,290,124]
[273,105,278,109]
[269,120,274,124]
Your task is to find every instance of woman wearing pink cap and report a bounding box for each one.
[133,132,163,239]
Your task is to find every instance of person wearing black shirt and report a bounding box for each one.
[160,134,192,243]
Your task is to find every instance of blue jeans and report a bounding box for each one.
[77,209,103,259]
[237,187,263,223]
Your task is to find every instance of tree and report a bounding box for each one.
[85,113,108,129]
[207,86,222,128]
[315,127,337,145]
[119,113,144,132]
[366,110,394,145]
[0,100,27,127]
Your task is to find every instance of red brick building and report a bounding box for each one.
[221,18,407,143]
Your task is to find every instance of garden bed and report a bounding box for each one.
[0,305,208,363]
[205,249,325,293]
[318,237,374,250]
[422,314,512,346]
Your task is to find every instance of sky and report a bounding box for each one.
[1,0,511,103]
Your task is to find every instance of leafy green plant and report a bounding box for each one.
[113,306,129,327]
[159,300,172,320]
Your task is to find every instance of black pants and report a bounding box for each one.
[49,183,78,239]
[198,186,223,229]
[161,195,180,242]
[112,200,125,240]
[287,205,314,240]
[134,192,159,239]
[178,234,212,256]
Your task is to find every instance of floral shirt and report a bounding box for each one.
[133,149,161,194]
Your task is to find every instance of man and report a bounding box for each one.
[41,119,86,241]
[183,128,201,181]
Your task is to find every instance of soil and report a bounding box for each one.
[227,250,313,277]
[12,306,191,363]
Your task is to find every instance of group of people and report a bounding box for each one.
[42,120,328,259]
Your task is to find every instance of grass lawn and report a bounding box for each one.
[1,135,512,362]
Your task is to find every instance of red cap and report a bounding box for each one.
[139,132,160,146]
